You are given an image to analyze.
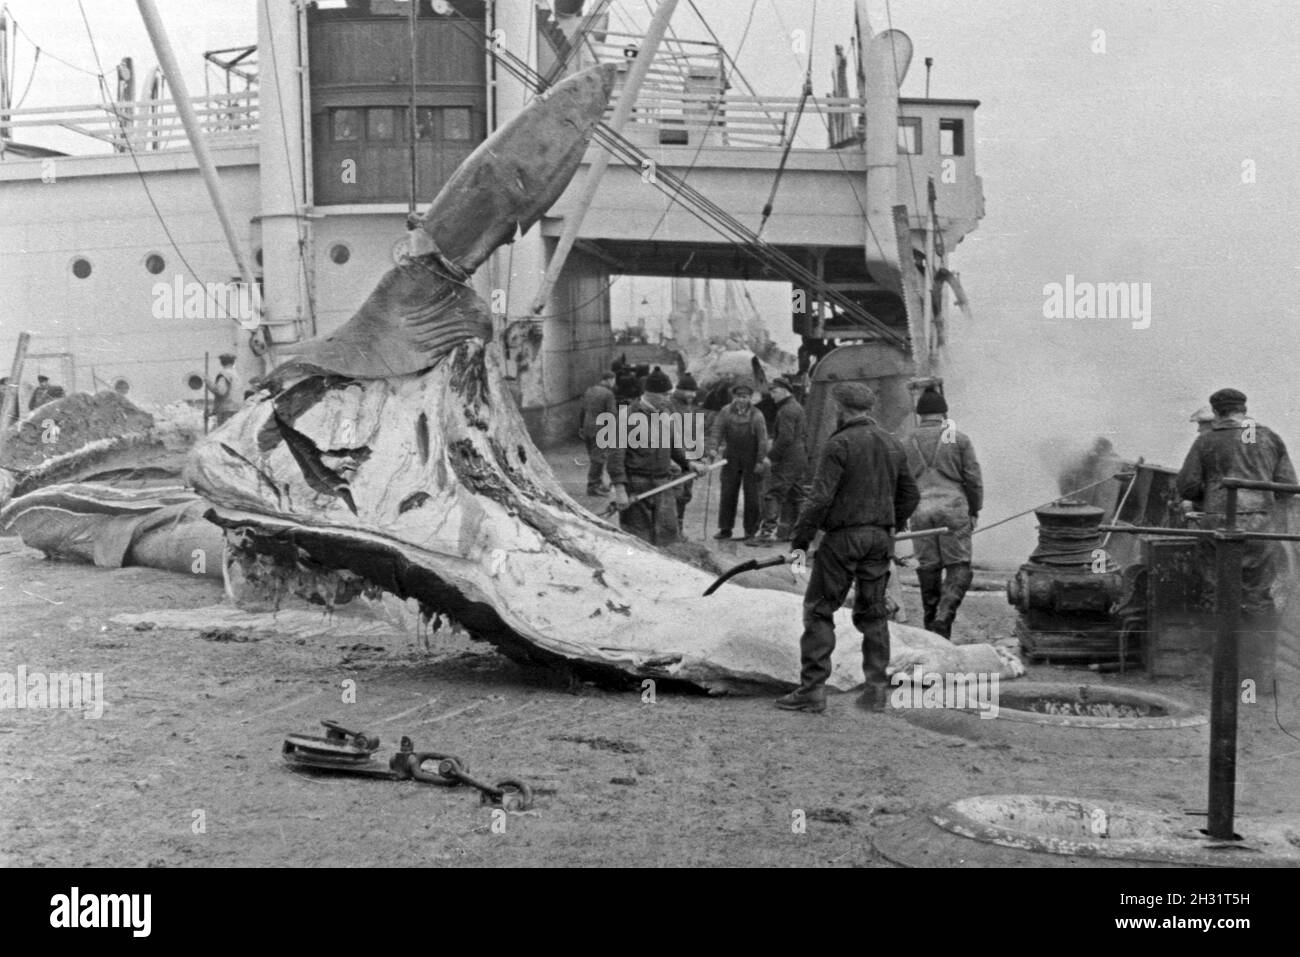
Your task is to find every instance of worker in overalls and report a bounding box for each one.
[904,387,983,638]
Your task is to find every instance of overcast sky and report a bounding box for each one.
[7,1,1298,557]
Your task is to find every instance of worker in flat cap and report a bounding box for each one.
[904,386,983,638]
[608,367,706,546]
[578,369,617,495]
[28,374,58,411]
[669,372,701,528]
[750,376,808,545]
[1177,389,1296,675]
[705,379,769,541]
[776,381,919,714]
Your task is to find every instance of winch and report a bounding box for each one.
[1007,500,1127,662]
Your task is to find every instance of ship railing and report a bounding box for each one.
[0,91,259,156]
[588,30,726,91]
[604,90,866,150]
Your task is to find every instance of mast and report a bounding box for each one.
[257,0,311,347]
[1,11,9,157]
[408,0,418,213]
[135,0,266,363]
[921,175,935,371]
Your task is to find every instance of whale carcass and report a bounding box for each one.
[186,65,1013,693]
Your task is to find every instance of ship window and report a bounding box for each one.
[71,257,92,279]
[939,118,964,156]
[444,107,472,140]
[368,108,397,141]
[332,109,361,141]
[329,243,351,265]
[415,108,436,139]
[144,253,166,275]
[255,247,264,268]
[658,120,688,145]
[897,117,921,155]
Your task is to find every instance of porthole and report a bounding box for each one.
[329,243,351,265]
[144,253,166,275]
[71,257,92,279]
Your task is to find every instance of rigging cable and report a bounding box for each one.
[463,1,759,327]
[455,20,905,346]
[75,0,243,330]
[724,0,897,282]
[756,0,815,236]
[6,10,102,78]
[12,45,38,109]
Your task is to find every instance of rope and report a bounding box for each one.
[12,45,37,108]
[971,474,1119,537]
[1029,524,1108,566]
[73,0,250,336]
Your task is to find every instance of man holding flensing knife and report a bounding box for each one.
[775,382,920,714]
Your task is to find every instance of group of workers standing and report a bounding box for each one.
[579,363,1292,717]
[578,366,815,550]
[577,364,986,714]
[775,383,1294,716]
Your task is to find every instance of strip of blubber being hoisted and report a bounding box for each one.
[185,64,1015,694]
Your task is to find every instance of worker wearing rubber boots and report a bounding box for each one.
[775,383,919,714]
[608,371,704,546]
[905,387,983,639]
[706,380,769,541]
[750,377,808,545]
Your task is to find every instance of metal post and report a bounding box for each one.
[529,0,680,314]
[1104,473,1300,843]
[255,0,309,351]
[0,332,31,438]
[1207,485,1243,840]
[408,0,418,214]
[922,176,935,366]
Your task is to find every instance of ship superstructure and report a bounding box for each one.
[0,1,982,445]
